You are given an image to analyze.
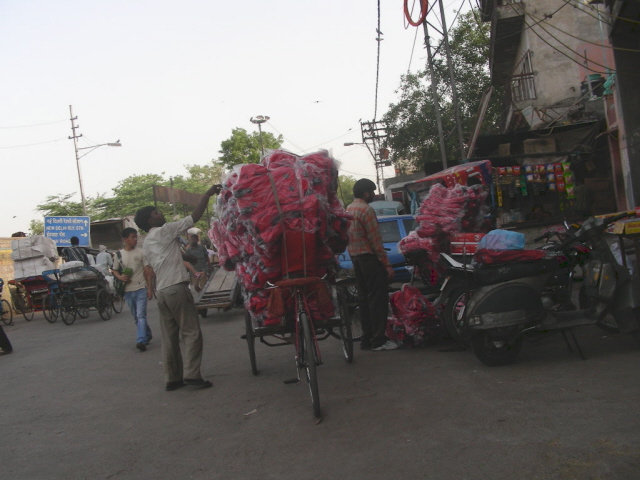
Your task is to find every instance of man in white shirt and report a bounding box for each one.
[96,245,113,269]
[135,184,221,392]
[111,229,153,352]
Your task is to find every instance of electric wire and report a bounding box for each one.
[526,9,640,54]
[0,138,67,149]
[0,119,67,129]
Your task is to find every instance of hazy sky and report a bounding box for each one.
[1,0,469,237]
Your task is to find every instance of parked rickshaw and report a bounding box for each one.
[56,265,113,325]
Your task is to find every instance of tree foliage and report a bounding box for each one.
[29,219,44,236]
[337,175,356,207]
[218,128,283,170]
[36,193,107,218]
[383,10,503,172]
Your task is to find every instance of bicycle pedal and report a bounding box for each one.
[283,378,299,384]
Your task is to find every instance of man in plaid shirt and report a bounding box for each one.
[346,179,398,351]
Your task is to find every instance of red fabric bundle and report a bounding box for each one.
[209,149,351,326]
[385,285,439,346]
[405,183,491,285]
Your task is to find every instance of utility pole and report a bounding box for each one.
[360,120,389,193]
[68,105,87,215]
[438,0,465,160]
[422,21,448,170]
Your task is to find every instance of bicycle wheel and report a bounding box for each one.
[43,295,58,324]
[300,311,321,418]
[20,295,34,321]
[245,310,258,375]
[1,299,13,326]
[60,294,77,325]
[112,293,125,314]
[97,289,112,320]
[336,288,353,363]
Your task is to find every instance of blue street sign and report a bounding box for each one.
[44,216,91,247]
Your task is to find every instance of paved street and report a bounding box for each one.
[2,298,640,480]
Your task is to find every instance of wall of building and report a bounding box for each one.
[507,0,614,122]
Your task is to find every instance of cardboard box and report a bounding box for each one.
[613,219,640,235]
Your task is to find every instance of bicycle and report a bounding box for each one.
[0,279,13,326]
[244,276,352,419]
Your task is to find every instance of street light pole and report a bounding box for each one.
[69,105,121,215]
[250,115,270,157]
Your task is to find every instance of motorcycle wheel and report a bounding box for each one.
[578,285,620,334]
[444,286,472,344]
[470,329,523,367]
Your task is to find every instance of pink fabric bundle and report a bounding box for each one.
[399,183,490,285]
[209,150,351,327]
[385,285,440,346]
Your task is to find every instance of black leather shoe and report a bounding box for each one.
[0,349,13,356]
[136,342,146,352]
[165,381,185,391]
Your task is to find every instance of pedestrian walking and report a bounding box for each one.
[134,184,221,391]
[112,228,153,352]
[346,178,397,351]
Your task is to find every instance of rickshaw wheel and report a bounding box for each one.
[97,289,112,321]
[112,294,125,314]
[77,307,90,319]
[1,299,13,326]
[245,310,258,375]
[20,295,34,321]
[43,295,57,323]
[60,294,77,325]
[336,287,353,363]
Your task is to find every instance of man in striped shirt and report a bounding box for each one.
[346,179,398,351]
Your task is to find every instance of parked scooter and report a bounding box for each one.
[435,212,640,366]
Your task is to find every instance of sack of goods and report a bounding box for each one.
[399,183,491,285]
[11,235,59,279]
[11,235,59,262]
[209,149,352,328]
[59,261,98,283]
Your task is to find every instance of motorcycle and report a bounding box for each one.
[434,212,640,366]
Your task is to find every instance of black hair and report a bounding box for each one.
[353,178,377,199]
[70,236,79,245]
[122,227,138,238]
[134,206,156,233]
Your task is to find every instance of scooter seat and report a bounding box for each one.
[473,258,559,286]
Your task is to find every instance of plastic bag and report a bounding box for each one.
[477,229,525,251]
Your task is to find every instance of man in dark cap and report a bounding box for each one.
[346,178,397,351]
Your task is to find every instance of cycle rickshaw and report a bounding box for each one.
[8,276,51,321]
[56,265,113,325]
[243,273,353,419]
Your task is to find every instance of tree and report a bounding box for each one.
[29,219,44,236]
[36,193,107,218]
[99,174,167,219]
[337,175,356,207]
[218,128,283,170]
[383,10,502,172]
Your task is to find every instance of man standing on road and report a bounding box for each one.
[112,228,154,352]
[134,184,221,392]
[346,178,397,352]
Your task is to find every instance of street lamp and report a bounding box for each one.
[250,115,270,157]
[74,140,122,215]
